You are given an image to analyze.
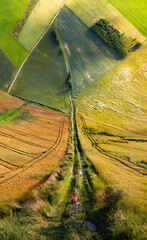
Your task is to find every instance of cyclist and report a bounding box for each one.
[71,189,82,204]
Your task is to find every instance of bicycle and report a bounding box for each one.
[69,201,84,217]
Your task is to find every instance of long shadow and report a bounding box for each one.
[87,187,123,239]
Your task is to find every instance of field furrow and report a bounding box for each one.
[0,98,69,201]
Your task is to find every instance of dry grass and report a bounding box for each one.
[0,100,69,202]
[0,90,24,112]
[77,115,147,212]
[76,44,147,212]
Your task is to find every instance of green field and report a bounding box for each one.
[66,0,145,42]
[0,0,29,68]
[0,50,16,92]
[10,24,70,113]
[18,0,65,51]
[57,6,120,95]
[107,0,147,37]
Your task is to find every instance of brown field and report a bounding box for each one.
[0,102,69,202]
[0,90,24,112]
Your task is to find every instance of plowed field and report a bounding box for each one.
[0,103,69,202]
[0,90,24,112]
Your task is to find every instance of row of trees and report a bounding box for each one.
[92,19,135,57]
[12,0,39,38]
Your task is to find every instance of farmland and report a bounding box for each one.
[10,24,70,113]
[0,95,69,201]
[0,0,29,68]
[107,0,147,37]
[18,0,66,51]
[0,50,16,92]
[0,0,147,239]
[76,43,147,211]
[57,6,120,95]
[66,0,145,42]
[0,90,24,112]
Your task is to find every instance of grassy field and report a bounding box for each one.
[107,0,147,37]
[10,24,70,113]
[66,0,145,42]
[18,0,66,51]
[0,50,16,92]
[0,100,69,202]
[0,0,29,68]
[76,43,147,211]
[57,6,120,95]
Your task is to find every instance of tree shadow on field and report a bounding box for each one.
[85,28,122,61]
[87,187,123,239]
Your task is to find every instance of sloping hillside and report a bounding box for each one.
[76,43,147,210]
[0,91,69,202]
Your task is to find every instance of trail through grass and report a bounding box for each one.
[0,0,29,68]
[57,6,120,95]
[10,24,70,113]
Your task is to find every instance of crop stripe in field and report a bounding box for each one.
[8,0,68,94]
[0,158,19,168]
[0,162,13,170]
[0,117,66,185]
[3,126,52,142]
[78,113,146,175]
[15,117,66,169]
[0,131,49,149]
[0,142,37,157]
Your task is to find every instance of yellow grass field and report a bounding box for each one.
[77,115,147,212]
[0,95,69,202]
[76,44,147,212]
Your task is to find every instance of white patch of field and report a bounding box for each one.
[64,42,71,55]
[18,0,65,50]
[77,47,82,52]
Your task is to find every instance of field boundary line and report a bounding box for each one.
[0,142,36,157]
[0,131,49,149]
[78,113,147,175]
[8,0,67,93]
[4,126,51,142]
